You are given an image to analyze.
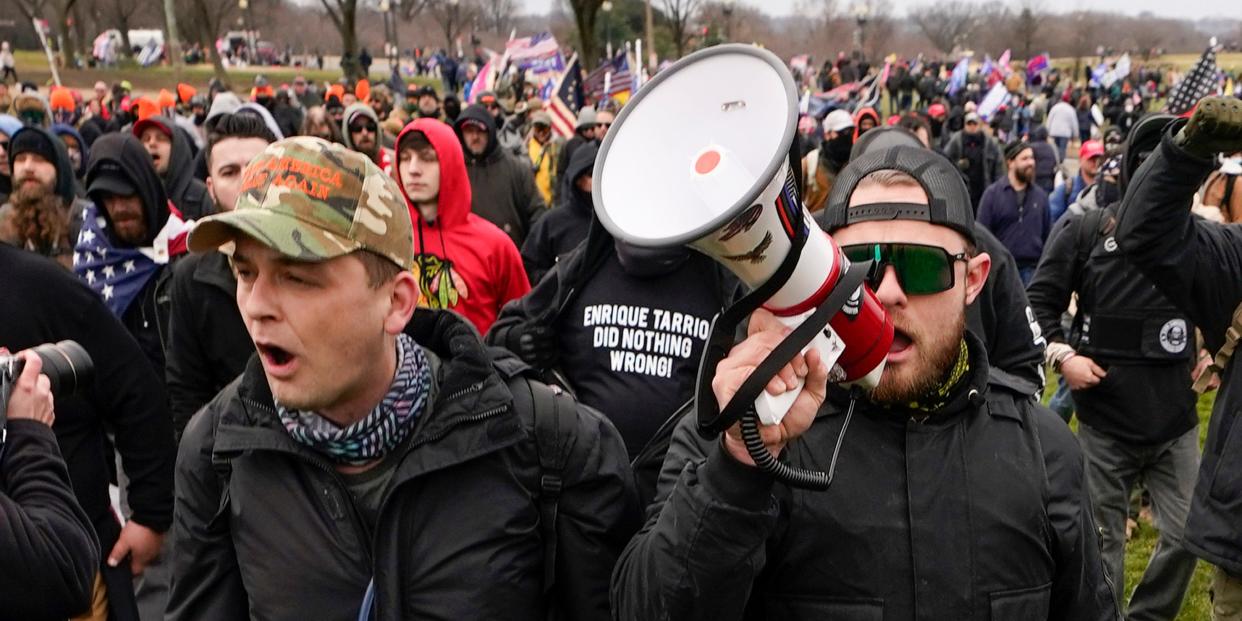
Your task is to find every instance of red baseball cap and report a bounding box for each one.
[927,103,947,119]
[1080,140,1105,161]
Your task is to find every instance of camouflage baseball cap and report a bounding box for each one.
[188,136,414,269]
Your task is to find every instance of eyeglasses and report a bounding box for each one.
[597,123,612,130]
[841,242,969,295]
[349,123,377,134]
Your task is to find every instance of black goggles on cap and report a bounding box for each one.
[842,242,969,295]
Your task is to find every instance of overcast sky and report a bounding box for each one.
[522,0,1231,21]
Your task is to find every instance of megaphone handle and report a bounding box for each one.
[754,315,846,426]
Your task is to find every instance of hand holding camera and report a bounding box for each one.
[1,349,55,427]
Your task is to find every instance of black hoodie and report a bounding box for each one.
[520,142,597,283]
[85,133,177,373]
[135,116,214,220]
[453,104,546,246]
[87,133,170,247]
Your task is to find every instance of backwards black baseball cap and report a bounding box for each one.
[819,145,976,245]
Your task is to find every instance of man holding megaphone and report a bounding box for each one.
[613,145,1117,621]
[601,45,1114,620]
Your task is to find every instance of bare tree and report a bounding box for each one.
[861,0,894,62]
[319,0,363,78]
[1065,11,1100,86]
[908,0,979,55]
[1010,0,1041,61]
[410,0,482,52]
[660,0,704,60]
[1129,13,1165,60]
[104,0,148,57]
[565,0,604,69]
[482,0,518,35]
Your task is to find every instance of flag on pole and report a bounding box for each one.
[857,61,891,111]
[1167,43,1220,115]
[947,57,970,96]
[505,32,564,76]
[584,50,634,104]
[548,54,584,138]
[977,82,1009,121]
[1026,54,1049,83]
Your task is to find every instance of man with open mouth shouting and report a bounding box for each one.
[168,136,637,621]
[612,145,1117,621]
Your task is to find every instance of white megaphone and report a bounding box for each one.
[593,44,894,443]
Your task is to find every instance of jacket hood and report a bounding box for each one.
[10,126,76,204]
[205,92,243,125]
[852,107,880,141]
[394,118,472,230]
[562,141,597,215]
[51,123,89,179]
[237,102,285,140]
[453,104,499,162]
[341,103,380,152]
[85,132,170,246]
[134,115,196,205]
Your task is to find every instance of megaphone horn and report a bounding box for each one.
[594,44,894,490]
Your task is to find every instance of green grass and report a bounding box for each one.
[1042,370,1215,620]
[7,49,438,94]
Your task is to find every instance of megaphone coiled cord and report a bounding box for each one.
[738,389,858,492]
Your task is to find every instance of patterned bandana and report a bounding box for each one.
[276,334,432,465]
[903,338,971,414]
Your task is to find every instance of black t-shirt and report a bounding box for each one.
[558,252,725,458]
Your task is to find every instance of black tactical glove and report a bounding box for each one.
[1174,96,1242,160]
[509,324,559,370]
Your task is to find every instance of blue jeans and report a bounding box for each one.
[1054,136,1070,161]
[1048,375,1074,422]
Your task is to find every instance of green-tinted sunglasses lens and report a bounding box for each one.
[891,244,954,294]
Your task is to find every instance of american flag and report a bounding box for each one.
[1167,43,1221,115]
[548,54,584,138]
[583,50,633,103]
[72,203,191,317]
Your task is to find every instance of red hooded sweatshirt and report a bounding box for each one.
[393,118,530,334]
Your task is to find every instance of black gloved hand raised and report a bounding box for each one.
[1175,96,1242,160]
[510,324,559,370]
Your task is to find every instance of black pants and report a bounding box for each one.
[2,67,17,83]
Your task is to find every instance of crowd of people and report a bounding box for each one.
[0,40,1241,621]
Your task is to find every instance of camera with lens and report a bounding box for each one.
[0,341,93,452]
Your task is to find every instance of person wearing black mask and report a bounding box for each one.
[1027,115,1201,620]
[520,142,596,284]
[489,219,739,503]
[801,108,854,213]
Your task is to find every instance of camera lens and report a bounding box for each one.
[30,341,94,397]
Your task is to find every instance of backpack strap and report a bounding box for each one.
[1224,173,1238,221]
[526,377,576,596]
[1194,302,1242,393]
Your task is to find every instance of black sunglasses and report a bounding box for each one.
[842,243,969,295]
[349,123,377,134]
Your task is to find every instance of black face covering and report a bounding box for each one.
[193,111,207,125]
[614,239,691,278]
[1097,179,1121,207]
[823,133,854,169]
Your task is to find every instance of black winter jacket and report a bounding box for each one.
[611,334,1117,621]
[454,104,546,246]
[1028,203,1197,445]
[0,420,99,621]
[0,243,175,608]
[86,133,182,376]
[1115,126,1242,576]
[167,308,639,621]
[165,251,253,438]
[520,142,597,284]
